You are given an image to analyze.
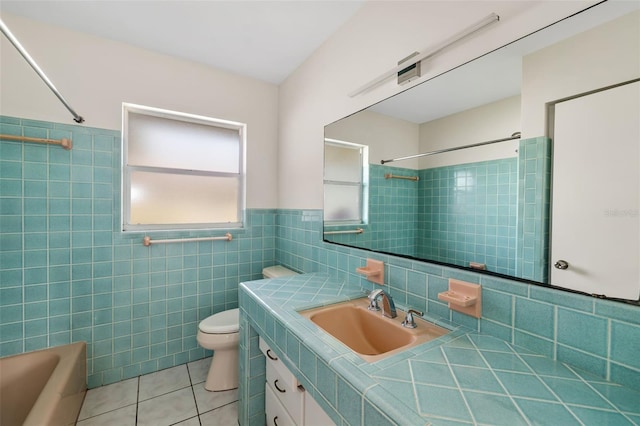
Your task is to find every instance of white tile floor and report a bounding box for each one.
[76,358,238,426]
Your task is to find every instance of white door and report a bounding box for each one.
[551,81,639,300]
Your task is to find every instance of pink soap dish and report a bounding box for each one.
[437,279,482,318]
[356,259,384,285]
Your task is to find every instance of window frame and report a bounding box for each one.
[121,103,246,232]
[323,138,369,226]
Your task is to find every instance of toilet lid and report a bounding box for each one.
[199,308,240,333]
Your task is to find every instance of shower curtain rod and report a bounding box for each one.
[380,133,521,165]
[0,18,85,123]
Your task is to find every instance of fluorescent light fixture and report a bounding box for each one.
[349,13,500,97]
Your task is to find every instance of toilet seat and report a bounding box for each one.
[199,308,239,334]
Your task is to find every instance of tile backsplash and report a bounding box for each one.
[278,209,640,392]
[1,116,638,393]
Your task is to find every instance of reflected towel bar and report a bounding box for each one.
[0,134,72,150]
[323,228,364,235]
[143,233,232,246]
[384,173,419,181]
[381,133,521,164]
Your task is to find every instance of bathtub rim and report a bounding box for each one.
[1,341,87,426]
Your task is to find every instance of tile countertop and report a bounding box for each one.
[239,273,640,426]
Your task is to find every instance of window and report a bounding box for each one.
[323,138,368,224]
[122,103,245,231]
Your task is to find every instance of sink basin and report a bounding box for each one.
[299,297,449,362]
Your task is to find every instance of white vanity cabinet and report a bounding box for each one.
[303,392,334,426]
[259,337,334,426]
[265,385,297,426]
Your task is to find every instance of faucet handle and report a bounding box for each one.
[402,309,424,329]
[368,297,380,311]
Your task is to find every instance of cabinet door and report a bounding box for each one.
[551,81,639,299]
[304,392,336,426]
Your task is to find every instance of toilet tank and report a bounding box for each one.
[262,265,298,279]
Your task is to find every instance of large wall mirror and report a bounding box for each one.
[324,2,640,302]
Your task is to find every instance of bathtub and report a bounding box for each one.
[0,342,87,426]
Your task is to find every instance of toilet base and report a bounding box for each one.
[205,347,239,391]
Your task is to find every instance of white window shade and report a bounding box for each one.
[325,144,362,182]
[324,184,361,221]
[122,103,245,231]
[323,139,368,224]
[130,171,239,225]
[128,112,240,173]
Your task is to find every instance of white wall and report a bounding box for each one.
[278,0,598,209]
[418,95,520,169]
[0,13,279,209]
[522,10,640,137]
[325,110,420,169]
[324,95,519,170]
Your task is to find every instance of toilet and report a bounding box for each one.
[196,265,298,391]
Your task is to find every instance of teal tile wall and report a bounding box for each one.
[0,116,275,387]
[418,158,518,276]
[238,312,265,426]
[369,165,418,256]
[323,164,419,256]
[275,209,640,392]
[516,137,551,282]
[325,153,551,282]
[327,158,529,278]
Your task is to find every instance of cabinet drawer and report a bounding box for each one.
[259,337,299,389]
[265,385,297,426]
[266,359,304,424]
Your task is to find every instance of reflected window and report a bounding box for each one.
[122,103,245,231]
[454,170,475,192]
[324,139,368,224]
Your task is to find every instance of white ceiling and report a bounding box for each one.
[0,0,365,84]
[2,0,638,124]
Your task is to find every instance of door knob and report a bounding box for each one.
[554,260,569,270]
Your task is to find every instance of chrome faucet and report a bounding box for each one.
[368,289,397,318]
[401,309,423,328]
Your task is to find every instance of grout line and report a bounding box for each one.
[168,415,200,426]
[77,403,138,423]
[467,338,532,425]
[198,399,240,416]
[135,375,140,425]
[190,382,201,416]
[564,364,637,424]
[137,384,194,403]
[606,319,612,382]
[440,346,477,424]
[509,347,586,426]
[194,387,204,426]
